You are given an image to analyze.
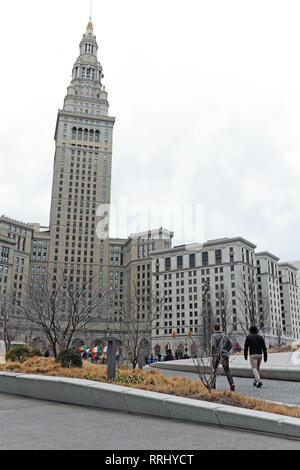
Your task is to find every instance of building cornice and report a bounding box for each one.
[203,237,256,249]
[255,251,280,262]
[0,215,34,231]
[279,262,298,271]
[57,109,116,123]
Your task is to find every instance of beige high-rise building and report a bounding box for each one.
[151,238,300,356]
[48,18,115,303]
[0,216,34,314]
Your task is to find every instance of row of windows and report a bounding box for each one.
[73,65,101,80]
[7,225,27,236]
[163,251,233,271]
[156,328,199,336]
[160,248,257,272]
[0,247,10,263]
[72,128,100,142]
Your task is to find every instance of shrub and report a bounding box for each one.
[6,345,32,363]
[110,369,147,385]
[56,349,82,368]
[30,348,43,358]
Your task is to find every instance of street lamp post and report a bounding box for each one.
[203,280,210,356]
[100,335,117,381]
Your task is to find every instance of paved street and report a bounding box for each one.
[155,368,300,406]
[0,392,300,450]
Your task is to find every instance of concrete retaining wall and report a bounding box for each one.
[150,362,300,382]
[0,371,300,440]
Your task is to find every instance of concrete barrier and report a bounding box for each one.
[164,396,220,426]
[0,371,300,440]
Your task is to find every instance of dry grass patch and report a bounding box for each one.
[1,357,300,420]
[0,357,108,381]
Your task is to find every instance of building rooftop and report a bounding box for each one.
[255,251,280,262]
[0,215,34,231]
[203,236,256,249]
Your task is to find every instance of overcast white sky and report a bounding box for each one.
[1,0,300,261]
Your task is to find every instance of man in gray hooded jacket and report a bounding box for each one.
[211,324,235,391]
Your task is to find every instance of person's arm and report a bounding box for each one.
[244,337,249,360]
[226,336,233,353]
[261,337,267,362]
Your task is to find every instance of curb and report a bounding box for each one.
[0,372,300,440]
[150,362,300,382]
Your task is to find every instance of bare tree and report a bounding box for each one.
[236,272,270,337]
[236,272,260,332]
[275,322,283,348]
[191,286,239,390]
[218,288,234,336]
[188,330,226,392]
[102,283,165,369]
[20,271,102,357]
[0,295,24,352]
[236,272,257,331]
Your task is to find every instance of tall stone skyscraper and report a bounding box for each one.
[48,18,115,298]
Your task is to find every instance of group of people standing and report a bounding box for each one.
[81,349,121,365]
[211,324,268,391]
[81,350,105,364]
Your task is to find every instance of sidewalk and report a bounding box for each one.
[1,371,300,440]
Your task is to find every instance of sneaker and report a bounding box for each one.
[253,381,257,387]
[257,382,263,388]
[230,384,235,392]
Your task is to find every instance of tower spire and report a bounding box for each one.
[87,16,93,32]
[86,0,93,32]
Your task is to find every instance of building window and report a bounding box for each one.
[189,253,195,268]
[202,252,208,266]
[215,249,222,264]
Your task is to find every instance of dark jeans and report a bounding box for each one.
[212,354,234,387]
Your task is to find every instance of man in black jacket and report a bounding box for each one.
[244,325,268,388]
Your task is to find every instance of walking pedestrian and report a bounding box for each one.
[82,350,87,360]
[116,351,120,364]
[244,325,267,388]
[211,324,235,391]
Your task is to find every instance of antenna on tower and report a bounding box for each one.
[90,0,93,19]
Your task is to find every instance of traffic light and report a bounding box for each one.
[82,325,86,333]
[188,330,192,338]
[172,331,177,339]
